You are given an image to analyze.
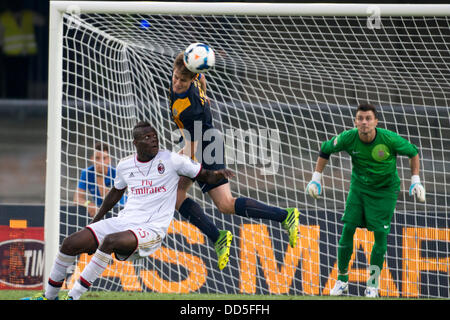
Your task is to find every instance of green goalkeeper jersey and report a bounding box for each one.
[320,128,418,194]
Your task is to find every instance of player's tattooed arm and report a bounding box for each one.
[196,168,235,185]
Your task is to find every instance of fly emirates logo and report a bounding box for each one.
[130,179,167,196]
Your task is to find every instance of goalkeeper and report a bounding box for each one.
[306,103,425,298]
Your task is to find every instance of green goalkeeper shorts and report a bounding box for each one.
[342,186,399,233]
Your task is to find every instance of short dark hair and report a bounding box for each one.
[356,103,377,119]
[173,52,197,79]
[133,121,154,140]
[94,141,109,153]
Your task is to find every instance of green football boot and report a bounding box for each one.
[282,208,300,248]
[60,293,74,300]
[214,230,233,270]
[21,292,50,300]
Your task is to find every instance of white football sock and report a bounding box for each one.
[69,249,111,300]
[45,251,76,300]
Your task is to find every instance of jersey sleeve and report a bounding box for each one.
[390,132,419,158]
[170,152,202,179]
[114,163,127,190]
[77,169,88,190]
[320,130,351,157]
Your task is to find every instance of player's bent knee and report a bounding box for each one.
[60,237,75,255]
[61,229,96,255]
[100,231,137,254]
[215,197,236,214]
[100,233,120,252]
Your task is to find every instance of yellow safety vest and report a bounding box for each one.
[0,10,37,56]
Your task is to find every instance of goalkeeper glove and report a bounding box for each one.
[306,171,322,199]
[409,175,425,203]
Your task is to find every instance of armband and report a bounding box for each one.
[319,151,330,160]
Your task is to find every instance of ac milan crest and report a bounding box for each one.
[157,162,165,174]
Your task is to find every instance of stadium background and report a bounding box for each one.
[0,0,448,298]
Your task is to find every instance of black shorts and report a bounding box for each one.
[193,137,228,193]
[196,161,229,193]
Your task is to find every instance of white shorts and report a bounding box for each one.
[86,217,163,261]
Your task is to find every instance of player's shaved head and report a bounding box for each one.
[133,121,159,161]
[133,121,156,140]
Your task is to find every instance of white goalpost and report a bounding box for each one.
[46,1,450,298]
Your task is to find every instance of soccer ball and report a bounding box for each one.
[183,43,215,73]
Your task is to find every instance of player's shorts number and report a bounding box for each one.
[136,228,149,239]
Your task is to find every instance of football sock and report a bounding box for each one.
[368,231,388,287]
[45,251,76,300]
[69,249,111,300]
[337,223,357,282]
[234,197,287,222]
[178,198,220,243]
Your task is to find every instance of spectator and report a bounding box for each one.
[73,142,126,217]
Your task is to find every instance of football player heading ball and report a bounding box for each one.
[169,44,301,271]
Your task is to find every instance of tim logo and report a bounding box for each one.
[0,239,44,288]
[157,163,165,174]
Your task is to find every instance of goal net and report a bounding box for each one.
[46,2,450,298]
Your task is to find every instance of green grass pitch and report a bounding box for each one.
[0,290,420,300]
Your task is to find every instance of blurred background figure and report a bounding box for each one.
[0,1,48,206]
[0,1,45,98]
[73,142,126,217]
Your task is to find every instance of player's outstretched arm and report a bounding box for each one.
[91,187,126,223]
[196,168,235,185]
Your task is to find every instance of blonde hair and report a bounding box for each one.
[173,52,196,79]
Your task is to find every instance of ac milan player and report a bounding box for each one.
[22,121,233,300]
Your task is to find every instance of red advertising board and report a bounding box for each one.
[0,220,44,290]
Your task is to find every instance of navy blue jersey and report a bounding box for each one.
[169,74,214,141]
[169,73,227,193]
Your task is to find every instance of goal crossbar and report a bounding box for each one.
[46,1,450,298]
[51,1,450,17]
